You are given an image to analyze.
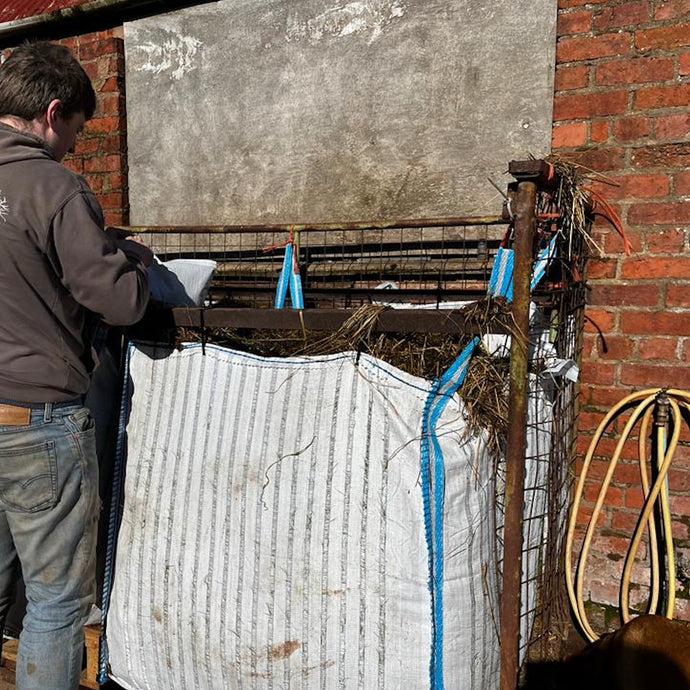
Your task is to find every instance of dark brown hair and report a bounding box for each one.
[0,41,96,121]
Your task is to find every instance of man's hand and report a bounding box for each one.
[105,227,154,267]
[118,238,154,267]
[105,226,133,241]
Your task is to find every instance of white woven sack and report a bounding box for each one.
[105,343,550,690]
[147,258,216,306]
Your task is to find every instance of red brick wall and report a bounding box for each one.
[61,29,128,226]
[1,30,128,226]
[554,0,690,619]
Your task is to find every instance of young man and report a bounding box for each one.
[0,42,151,689]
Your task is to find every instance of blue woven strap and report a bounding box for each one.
[488,236,556,302]
[274,242,294,309]
[421,337,480,690]
[275,241,304,309]
[488,246,514,299]
[290,265,304,310]
[530,236,557,292]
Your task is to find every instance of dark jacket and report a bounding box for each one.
[0,123,149,402]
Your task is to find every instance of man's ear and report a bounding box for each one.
[45,98,63,130]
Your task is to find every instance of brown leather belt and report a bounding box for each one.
[0,403,31,425]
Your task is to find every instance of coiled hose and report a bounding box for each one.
[565,388,688,642]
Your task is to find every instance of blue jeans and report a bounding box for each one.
[0,403,99,690]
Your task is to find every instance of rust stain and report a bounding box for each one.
[267,639,301,661]
[322,587,345,595]
[153,608,162,623]
[26,662,36,675]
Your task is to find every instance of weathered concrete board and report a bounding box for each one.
[124,0,557,224]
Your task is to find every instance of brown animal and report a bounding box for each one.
[525,615,690,690]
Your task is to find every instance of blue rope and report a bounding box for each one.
[97,342,134,684]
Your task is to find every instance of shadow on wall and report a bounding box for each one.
[524,615,690,690]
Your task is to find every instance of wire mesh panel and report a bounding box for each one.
[520,186,589,666]
[134,220,508,309]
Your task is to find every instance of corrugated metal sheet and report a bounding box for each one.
[0,0,89,24]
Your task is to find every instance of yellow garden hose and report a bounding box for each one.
[565,388,690,642]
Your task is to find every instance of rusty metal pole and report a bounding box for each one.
[499,177,537,690]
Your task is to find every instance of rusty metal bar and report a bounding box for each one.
[116,214,506,235]
[143,307,510,334]
[499,172,538,690]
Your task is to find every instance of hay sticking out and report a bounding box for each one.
[463,350,510,457]
[545,154,598,258]
[169,300,513,454]
[546,153,630,260]
[299,304,388,357]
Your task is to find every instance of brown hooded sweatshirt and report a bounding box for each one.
[0,123,149,402]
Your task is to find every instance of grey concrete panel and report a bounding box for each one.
[125,0,557,225]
